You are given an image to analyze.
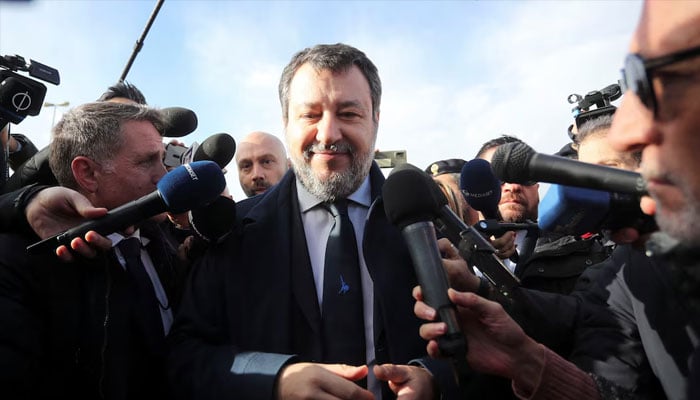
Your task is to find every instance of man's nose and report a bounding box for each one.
[315,113,343,145]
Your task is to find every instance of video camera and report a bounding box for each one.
[0,54,60,125]
[566,83,621,140]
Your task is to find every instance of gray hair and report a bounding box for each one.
[49,101,163,189]
[278,43,381,123]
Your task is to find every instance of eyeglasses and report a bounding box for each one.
[621,44,700,115]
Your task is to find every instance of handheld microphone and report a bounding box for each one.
[383,163,465,357]
[188,195,236,244]
[474,220,539,237]
[459,158,502,220]
[459,158,520,263]
[539,184,657,236]
[164,133,236,169]
[192,133,236,168]
[161,107,198,138]
[26,161,226,254]
[491,142,647,195]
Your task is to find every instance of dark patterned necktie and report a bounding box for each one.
[321,200,366,366]
[117,237,164,345]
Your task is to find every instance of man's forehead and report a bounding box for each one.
[289,64,370,97]
[633,1,700,56]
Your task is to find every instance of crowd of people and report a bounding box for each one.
[0,1,698,399]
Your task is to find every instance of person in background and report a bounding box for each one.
[573,113,640,171]
[425,158,479,226]
[235,130,289,197]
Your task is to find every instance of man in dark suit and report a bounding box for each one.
[0,101,187,399]
[168,43,457,400]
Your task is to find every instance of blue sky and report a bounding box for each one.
[1,0,643,200]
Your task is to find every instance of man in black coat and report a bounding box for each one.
[0,101,187,399]
[168,43,457,400]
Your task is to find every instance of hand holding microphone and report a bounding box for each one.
[26,161,226,255]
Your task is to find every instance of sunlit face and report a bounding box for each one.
[236,134,288,197]
[93,120,167,210]
[284,63,378,201]
[480,145,540,223]
[608,1,700,245]
[576,130,639,171]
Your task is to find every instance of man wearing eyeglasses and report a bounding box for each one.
[415,1,700,399]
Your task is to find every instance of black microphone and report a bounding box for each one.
[26,161,226,254]
[192,133,236,169]
[474,220,539,237]
[459,158,502,220]
[383,163,465,357]
[188,195,236,244]
[161,107,198,138]
[491,142,647,195]
[460,158,519,263]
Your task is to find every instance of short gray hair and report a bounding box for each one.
[49,101,163,189]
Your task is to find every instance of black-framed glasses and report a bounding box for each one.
[621,44,700,115]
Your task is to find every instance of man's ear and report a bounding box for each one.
[71,156,100,193]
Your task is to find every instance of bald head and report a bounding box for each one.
[235,131,289,197]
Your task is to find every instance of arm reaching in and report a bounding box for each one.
[276,363,372,400]
[414,286,601,399]
[25,186,111,261]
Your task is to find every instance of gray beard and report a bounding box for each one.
[655,188,700,247]
[291,147,374,203]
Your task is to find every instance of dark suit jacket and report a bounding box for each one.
[0,221,184,400]
[168,164,456,399]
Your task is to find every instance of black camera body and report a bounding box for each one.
[567,83,621,140]
[0,54,60,125]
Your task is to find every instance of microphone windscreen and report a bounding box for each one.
[192,133,236,168]
[460,159,501,217]
[491,142,535,184]
[189,195,236,243]
[161,107,198,138]
[538,184,610,235]
[383,163,444,229]
[157,160,226,213]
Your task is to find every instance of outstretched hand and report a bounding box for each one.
[276,362,373,400]
[374,363,435,399]
[25,186,112,261]
[413,286,544,382]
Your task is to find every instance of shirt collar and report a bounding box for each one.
[108,229,150,248]
[296,174,372,213]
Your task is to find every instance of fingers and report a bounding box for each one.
[373,363,409,384]
[437,237,459,259]
[413,298,436,321]
[640,195,656,216]
[418,321,447,343]
[319,364,369,382]
[412,285,423,302]
[71,196,108,220]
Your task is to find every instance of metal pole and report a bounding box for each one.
[118,0,165,82]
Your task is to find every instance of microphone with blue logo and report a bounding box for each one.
[26,160,226,254]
